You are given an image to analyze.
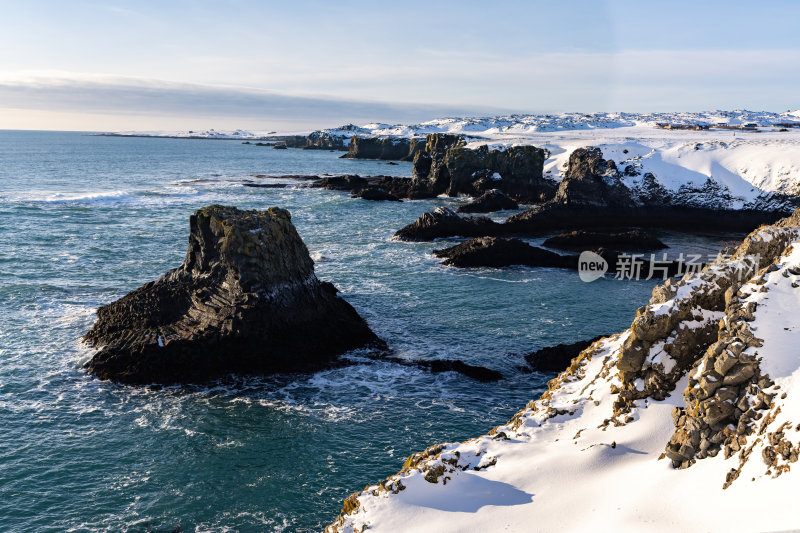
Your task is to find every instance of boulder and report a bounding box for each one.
[456,189,519,213]
[84,205,384,384]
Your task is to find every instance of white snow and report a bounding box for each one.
[332,225,800,533]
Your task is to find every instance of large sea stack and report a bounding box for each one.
[84,205,383,384]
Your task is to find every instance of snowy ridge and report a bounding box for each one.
[327,211,800,533]
[357,110,800,137]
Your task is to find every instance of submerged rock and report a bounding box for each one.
[543,230,667,251]
[456,189,519,213]
[84,205,384,384]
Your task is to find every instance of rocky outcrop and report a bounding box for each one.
[394,200,782,243]
[553,147,634,207]
[326,210,800,532]
[341,136,415,161]
[456,189,519,213]
[525,336,608,373]
[276,131,350,151]
[661,214,800,473]
[432,237,571,268]
[408,134,556,201]
[393,207,501,242]
[543,230,667,251]
[84,205,384,384]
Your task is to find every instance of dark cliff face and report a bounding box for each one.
[408,134,556,201]
[341,136,413,160]
[84,205,384,384]
[279,132,349,150]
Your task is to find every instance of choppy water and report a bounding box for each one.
[0,131,740,532]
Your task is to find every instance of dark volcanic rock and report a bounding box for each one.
[311,174,368,192]
[456,189,519,213]
[307,174,411,199]
[353,187,402,202]
[242,183,288,189]
[432,237,571,268]
[553,147,633,207]
[408,134,556,201]
[394,207,500,242]
[84,205,384,384]
[524,336,606,373]
[543,230,667,251]
[504,203,782,236]
[431,240,688,278]
[417,359,502,382]
[341,136,413,160]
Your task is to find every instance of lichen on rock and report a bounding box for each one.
[84,205,384,384]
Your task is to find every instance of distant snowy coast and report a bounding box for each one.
[107,110,800,204]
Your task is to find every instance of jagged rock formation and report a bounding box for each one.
[408,134,556,201]
[393,146,784,242]
[543,230,667,251]
[525,336,608,373]
[456,189,519,213]
[341,136,416,161]
[84,205,384,384]
[394,207,500,242]
[432,237,570,268]
[663,213,800,475]
[554,147,634,207]
[326,210,800,533]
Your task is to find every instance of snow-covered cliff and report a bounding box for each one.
[326,209,800,533]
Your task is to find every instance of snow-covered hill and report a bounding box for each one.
[326,210,800,533]
[110,111,800,207]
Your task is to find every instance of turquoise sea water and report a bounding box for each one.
[0,131,738,532]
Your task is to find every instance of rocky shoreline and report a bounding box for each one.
[325,208,800,532]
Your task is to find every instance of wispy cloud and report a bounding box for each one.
[0,73,508,130]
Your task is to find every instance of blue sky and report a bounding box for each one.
[0,0,797,131]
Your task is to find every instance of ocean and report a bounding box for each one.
[0,131,738,531]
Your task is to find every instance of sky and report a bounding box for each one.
[0,0,798,132]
